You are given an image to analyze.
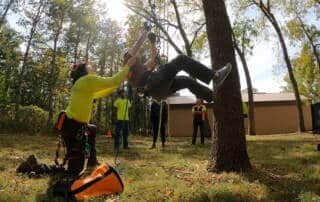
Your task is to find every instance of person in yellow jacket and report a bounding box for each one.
[113,89,131,149]
[16,28,149,176]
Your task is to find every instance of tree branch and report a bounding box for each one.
[190,22,205,48]
[127,1,184,55]
[170,0,191,56]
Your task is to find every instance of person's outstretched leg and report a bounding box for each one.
[162,55,232,86]
[168,76,214,102]
[163,55,214,84]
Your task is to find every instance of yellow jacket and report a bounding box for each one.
[65,66,130,123]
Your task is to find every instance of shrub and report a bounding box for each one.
[0,105,49,134]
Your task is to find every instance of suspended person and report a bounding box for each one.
[16,27,150,176]
[191,99,206,145]
[150,99,168,149]
[114,89,131,150]
[127,33,232,102]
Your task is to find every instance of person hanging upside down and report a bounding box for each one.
[126,33,232,102]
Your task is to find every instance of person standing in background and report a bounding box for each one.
[114,89,131,150]
[192,99,206,145]
[150,100,168,149]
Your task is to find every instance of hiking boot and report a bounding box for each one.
[16,155,39,174]
[212,63,232,97]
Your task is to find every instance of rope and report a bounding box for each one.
[157,100,163,146]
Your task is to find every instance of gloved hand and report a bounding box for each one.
[148,32,157,44]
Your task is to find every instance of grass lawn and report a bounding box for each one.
[0,133,320,202]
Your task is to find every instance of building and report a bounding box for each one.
[166,93,312,136]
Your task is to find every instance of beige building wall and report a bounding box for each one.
[169,102,312,136]
[244,102,312,134]
[168,105,214,137]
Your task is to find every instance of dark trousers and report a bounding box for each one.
[61,117,97,175]
[146,55,214,102]
[152,120,166,144]
[192,120,205,144]
[115,120,129,149]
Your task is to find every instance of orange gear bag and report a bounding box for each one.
[71,164,124,200]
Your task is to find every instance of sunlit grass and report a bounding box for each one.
[0,133,320,201]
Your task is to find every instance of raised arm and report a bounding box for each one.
[123,28,149,65]
[144,42,158,71]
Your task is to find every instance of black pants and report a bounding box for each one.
[145,55,214,102]
[152,119,166,144]
[61,117,97,175]
[114,120,129,149]
[192,120,205,144]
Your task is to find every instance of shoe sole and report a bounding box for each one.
[213,63,232,98]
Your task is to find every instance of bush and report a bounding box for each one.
[0,105,49,134]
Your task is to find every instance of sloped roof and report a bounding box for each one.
[167,96,196,105]
[241,93,308,102]
[167,93,308,105]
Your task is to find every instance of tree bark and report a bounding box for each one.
[15,1,45,112]
[47,14,65,126]
[85,32,92,62]
[73,26,81,64]
[202,0,251,173]
[233,34,256,135]
[0,0,14,28]
[253,1,305,132]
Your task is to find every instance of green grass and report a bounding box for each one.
[0,133,320,201]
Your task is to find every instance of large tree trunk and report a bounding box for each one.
[253,1,305,132]
[202,0,251,173]
[233,38,256,135]
[0,0,14,28]
[47,15,65,126]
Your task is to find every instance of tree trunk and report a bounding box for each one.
[74,26,81,64]
[85,32,92,62]
[202,0,251,173]
[15,1,45,112]
[0,0,14,28]
[47,14,65,126]
[255,2,305,132]
[171,0,192,57]
[233,38,256,135]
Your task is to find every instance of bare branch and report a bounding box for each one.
[190,22,205,48]
[170,0,191,56]
[127,0,184,54]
